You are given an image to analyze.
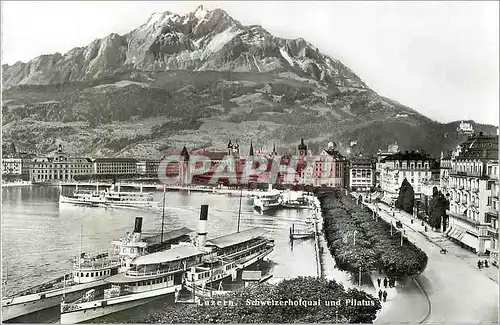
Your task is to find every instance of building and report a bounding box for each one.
[91,158,138,175]
[349,158,376,192]
[136,159,162,177]
[296,140,347,188]
[30,145,93,182]
[445,132,498,256]
[485,161,499,266]
[375,142,399,188]
[2,144,35,181]
[457,121,474,135]
[378,150,433,206]
[2,156,22,176]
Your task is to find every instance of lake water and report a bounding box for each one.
[2,185,329,322]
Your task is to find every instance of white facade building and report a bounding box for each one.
[445,132,498,258]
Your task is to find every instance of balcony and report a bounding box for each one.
[447,209,480,225]
[490,173,499,180]
[472,188,479,193]
[451,170,482,177]
[459,185,464,190]
[487,227,499,236]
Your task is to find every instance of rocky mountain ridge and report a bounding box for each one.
[2,5,366,89]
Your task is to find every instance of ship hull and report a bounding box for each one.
[60,285,180,324]
[59,195,157,209]
[1,280,107,322]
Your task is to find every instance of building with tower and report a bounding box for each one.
[30,144,93,182]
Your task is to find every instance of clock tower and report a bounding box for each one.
[298,138,307,157]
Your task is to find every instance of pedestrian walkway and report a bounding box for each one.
[371,200,498,284]
[349,193,498,323]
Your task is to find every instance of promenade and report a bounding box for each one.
[356,195,499,323]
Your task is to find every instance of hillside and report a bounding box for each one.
[2,6,496,158]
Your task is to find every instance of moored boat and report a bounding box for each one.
[59,183,159,209]
[60,204,275,323]
[253,193,281,212]
[1,216,192,322]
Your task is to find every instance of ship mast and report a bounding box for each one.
[79,225,83,271]
[237,183,243,233]
[160,186,166,243]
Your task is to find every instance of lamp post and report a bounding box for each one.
[353,230,357,246]
[400,231,404,246]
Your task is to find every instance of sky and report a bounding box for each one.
[1,1,498,125]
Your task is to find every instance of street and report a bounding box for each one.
[363,200,499,323]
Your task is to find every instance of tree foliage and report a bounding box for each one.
[137,277,380,324]
[428,189,450,229]
[320,191,428,277]
[395,178,414,214]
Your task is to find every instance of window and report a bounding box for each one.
[487,197,492,206]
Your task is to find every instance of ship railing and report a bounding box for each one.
[126,265,187,277]
[12,273,70,297]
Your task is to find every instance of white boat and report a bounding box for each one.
[253,185,282,212]
[60,204,275,323]
[59,183,159,209]
[184,228,275,297]
[1,219,142,322]
[2,215,192,322]
[60,243,203,324]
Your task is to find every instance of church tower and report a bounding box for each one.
[227,140,233,156]
[249,141,254,156]
[298,138,307,157]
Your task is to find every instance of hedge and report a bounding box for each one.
[132,277,381,324]
[320,191,428,277]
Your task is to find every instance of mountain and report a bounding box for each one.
[2,5,366,89]
[2,5,497,158]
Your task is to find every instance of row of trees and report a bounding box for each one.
[320,191,428,277]
[137,277,381,324]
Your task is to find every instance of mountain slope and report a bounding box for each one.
[2,6,496,158]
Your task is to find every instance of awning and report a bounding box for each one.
[447,226,478,249]
[461,233,478,249]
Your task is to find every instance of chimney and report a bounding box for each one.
[198,205,208,248]
[132,217,143,242]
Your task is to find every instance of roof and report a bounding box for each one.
[131,245,202,265]
[93,158,138,162]
[142,227,194,246]
[206,227,269,249]
[456,133,498,161]
[381,151,431,162]
[198,151,228,161]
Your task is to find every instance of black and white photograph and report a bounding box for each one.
[1,1,499,324]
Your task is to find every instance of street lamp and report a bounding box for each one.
[353,230,358,246]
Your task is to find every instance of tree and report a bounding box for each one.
[395,178,414,214]
[429,190,449,230]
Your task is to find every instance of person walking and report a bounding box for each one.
[377,278,381,287]
[378,290,383,301]
[478,260,482,269]
[484,260,489,268]
[382,290,387,302]
[383,277,388,288]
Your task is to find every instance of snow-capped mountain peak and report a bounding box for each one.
[2,5,368,89]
